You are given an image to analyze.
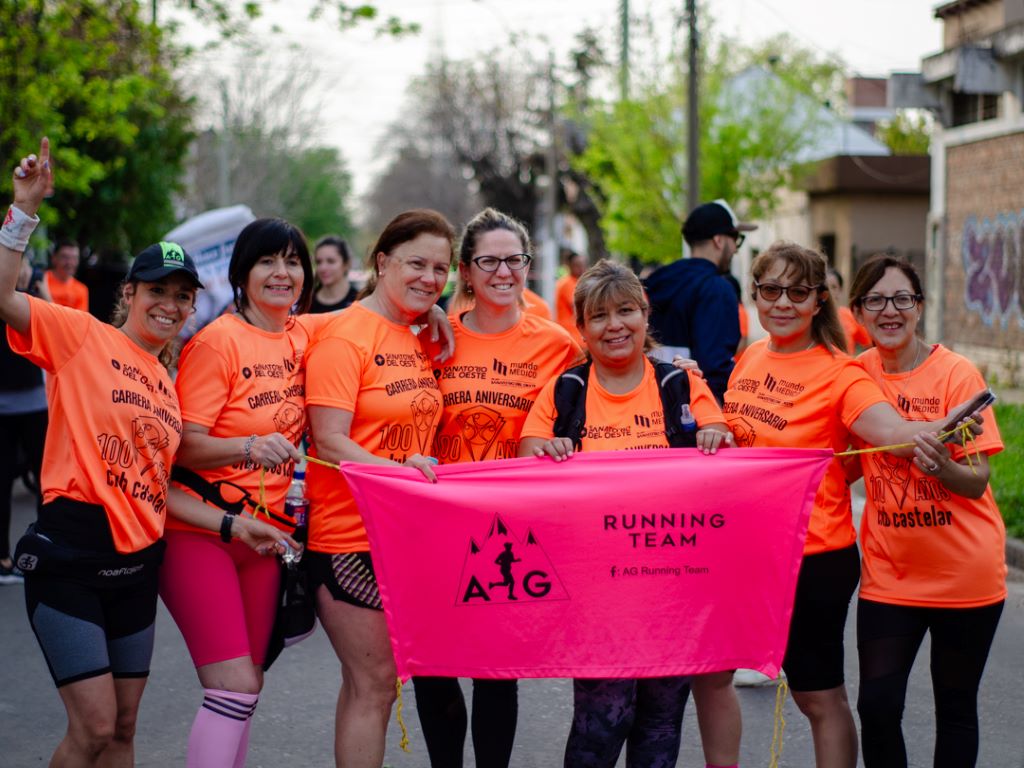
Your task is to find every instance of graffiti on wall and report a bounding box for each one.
[962,213,1024,329]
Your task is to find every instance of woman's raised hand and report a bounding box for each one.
[12,137,51,217]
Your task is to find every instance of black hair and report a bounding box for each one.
[229,218,314,315]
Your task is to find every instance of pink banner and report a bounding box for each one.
[340,448,831,680]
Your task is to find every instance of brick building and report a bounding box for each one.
[897,0,1024,380]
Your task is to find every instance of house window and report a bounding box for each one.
[952,92,1000,126]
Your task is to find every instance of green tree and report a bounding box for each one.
[278,146,355,241]
[876,111,932,156]
[570,32,843,263]
[176,0,418,39]
[0,0,194,253]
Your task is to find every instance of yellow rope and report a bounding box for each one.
[303,454,341,470]
[252,467,272,519]
[769,677,789,768]
[395,677,411,752]
[834,420,980,474]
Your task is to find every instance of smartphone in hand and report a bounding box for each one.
[938,388,996,438]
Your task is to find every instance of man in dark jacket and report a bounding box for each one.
[644,200,756,403]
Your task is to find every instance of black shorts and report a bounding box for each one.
[25,566,159,687]
[782,544,860,692]
[306,550,382,611]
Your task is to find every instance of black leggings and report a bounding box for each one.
[564,676,691,768]
[856,598,1003,768]
[413,676,518,768]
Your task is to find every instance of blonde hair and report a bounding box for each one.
[751,241,846,353]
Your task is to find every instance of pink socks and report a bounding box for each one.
[186,688,259,767]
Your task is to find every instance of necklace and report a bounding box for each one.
[886,339,929,415]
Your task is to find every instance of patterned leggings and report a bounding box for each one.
[564,676,691,768]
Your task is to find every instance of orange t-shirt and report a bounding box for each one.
[555,275,580,341]
[855,344,1006,607]
[522,287,552,320]
[434,312,580,463]
[7,296,181,552]
[45,271,89,312]
[169,313,327,535]
[838,306,871,355]
[724,339,886,555]
[522,358,724,451]
[305,303,443,553]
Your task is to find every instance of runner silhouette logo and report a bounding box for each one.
[456,514,569,605]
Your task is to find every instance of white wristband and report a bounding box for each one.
[0,206,39,252]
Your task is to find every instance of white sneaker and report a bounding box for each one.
[732,668,783,687]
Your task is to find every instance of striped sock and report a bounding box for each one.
[186,688,259,768]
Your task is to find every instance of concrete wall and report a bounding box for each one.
[942,1,1005,48]
[808,195,928,283]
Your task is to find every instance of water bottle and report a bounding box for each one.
[679,404,697,434]
[283,462,308,564]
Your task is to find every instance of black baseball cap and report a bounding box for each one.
[127,241,204,289]
[682,200,757,244]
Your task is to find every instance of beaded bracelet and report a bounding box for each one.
[243,434,258,466]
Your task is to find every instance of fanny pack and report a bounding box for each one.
[14,499,164,589]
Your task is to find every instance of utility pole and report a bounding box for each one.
[217,80,232,207]
[541,49,559,308]
[619,0,629,101]
[686,0,699,210]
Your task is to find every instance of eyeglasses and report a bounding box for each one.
[858,293,922,312]
[471,254,532,272]
[732,232,746,248]
[753,282,820,303]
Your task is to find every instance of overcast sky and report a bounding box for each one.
[174,0,946,211]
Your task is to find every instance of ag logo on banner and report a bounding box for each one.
[456,515,569,605]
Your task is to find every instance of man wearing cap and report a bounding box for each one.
[644,200,757,403]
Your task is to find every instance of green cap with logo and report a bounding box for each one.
[127,241,205,288]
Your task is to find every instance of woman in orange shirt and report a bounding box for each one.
[725,242,981,768]
[160,218,322,768]
[520,260,732,768]
[1,139,256,766]
[304,209,455,767]
[848,255,1004,768]
[413,208,580,768]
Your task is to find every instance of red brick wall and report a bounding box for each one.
[945,133,1024,350]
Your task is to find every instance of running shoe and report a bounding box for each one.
[0,561,24,585]
[733,668,784,687]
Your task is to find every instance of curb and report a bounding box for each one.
[1007,537,1024,577]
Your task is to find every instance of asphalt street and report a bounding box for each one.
[2,481,1022,767]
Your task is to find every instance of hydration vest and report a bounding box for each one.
[551,359,698,450]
